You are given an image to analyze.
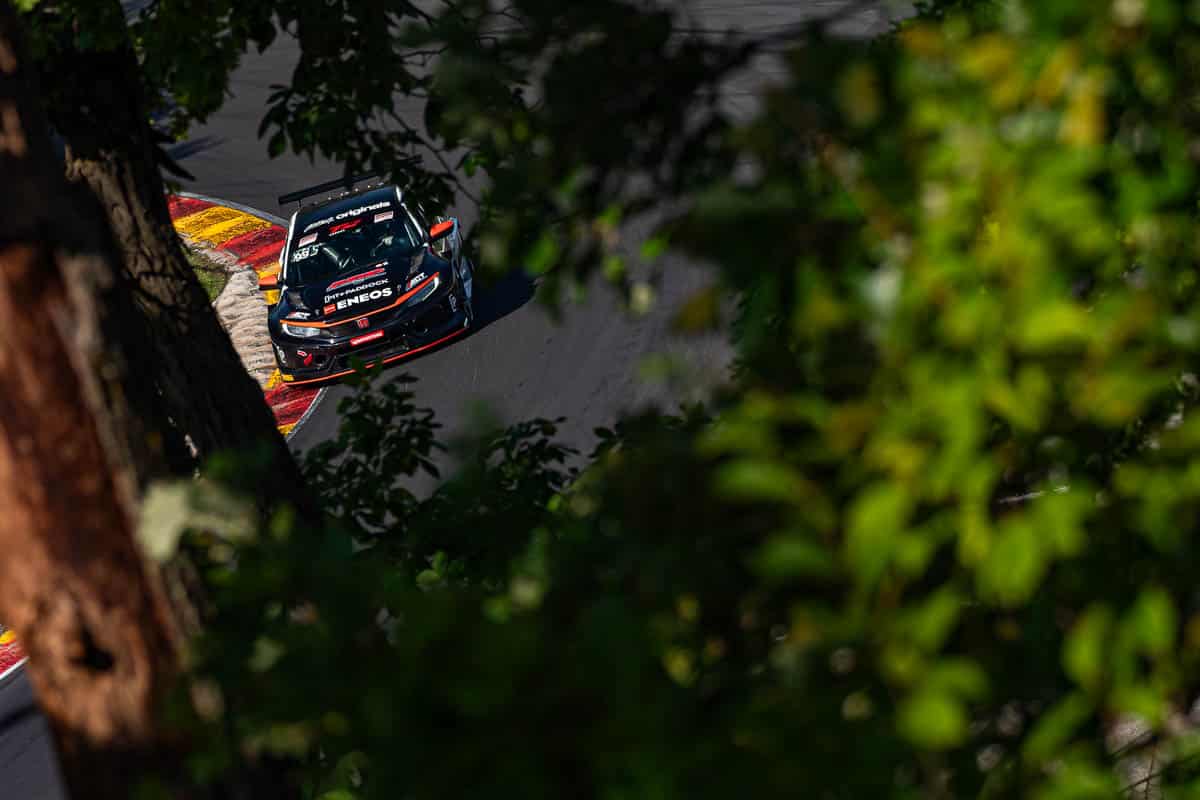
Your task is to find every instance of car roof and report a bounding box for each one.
[294,185,400,229]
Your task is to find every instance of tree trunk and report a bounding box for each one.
[39,0,313,513]
[0,7,183,796]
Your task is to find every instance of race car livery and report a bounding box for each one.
[262,182,474,385]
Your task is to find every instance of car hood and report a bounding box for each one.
[288,250,447,323]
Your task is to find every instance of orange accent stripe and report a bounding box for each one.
[282,275,438,329]
[280,326,468,385]
[430,219,454,238]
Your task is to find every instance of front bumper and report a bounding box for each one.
[272,287,470,385]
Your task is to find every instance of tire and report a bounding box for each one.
[459,256,475,324]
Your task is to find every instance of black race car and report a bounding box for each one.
[261,177,474,385]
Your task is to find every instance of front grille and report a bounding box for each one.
[324,318,375,338]
[334,337,407,371]
[329,296,461,371]
[323,299,415,338]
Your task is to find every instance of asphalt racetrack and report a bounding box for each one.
[178,0,891,462]
[1,3,893,795]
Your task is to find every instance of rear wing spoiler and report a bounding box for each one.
[277,172,381,207]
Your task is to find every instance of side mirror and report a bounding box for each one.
[258,272,280,291]
[429,220,454,241]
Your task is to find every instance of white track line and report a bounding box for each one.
[0,657,28,684]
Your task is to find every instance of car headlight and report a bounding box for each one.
[407,274,440,305]
[281,322,324,338]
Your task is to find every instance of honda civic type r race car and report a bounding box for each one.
[260,178,475,385]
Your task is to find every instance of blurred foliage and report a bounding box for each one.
[48,0,1200,796]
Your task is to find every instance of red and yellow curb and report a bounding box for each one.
[167,194,322,437]
[0,629,26,682]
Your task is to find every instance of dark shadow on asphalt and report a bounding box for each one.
[166,135,227,161]
[0,700,39,735]
[372,267,535,377]
[0,669,69,799]
[470,268,536,332]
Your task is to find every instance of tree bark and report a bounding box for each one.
[0,6,183,795]
[37,0,313,513]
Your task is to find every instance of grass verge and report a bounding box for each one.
[186,242,231,301]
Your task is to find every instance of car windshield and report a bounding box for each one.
[287,205,422,286]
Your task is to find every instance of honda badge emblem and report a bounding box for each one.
[356,318,369,330]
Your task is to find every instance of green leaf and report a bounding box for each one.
[138,480,255,562]
[249,638,284,673]
[1023,692,1093,764]
[602,255,625,282]
[845,483,912,587]
[1030,759,1117,799]
[597,204,622,228]
[899,587,963,652]
[977,518,1045,606]
[1110,684,1165,725]
[1016,302,1092,351]
[1031,489,1089,557]
[640,235,668,261]
[925,658,988,701]
[1064,606,1112,691]
[755,534,837,580]
[713,459,807,504]
[526,231,560,275]
[897,689,968,750]
[1127,587,1176,657]
[318,791,360,800]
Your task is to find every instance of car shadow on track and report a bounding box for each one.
[392,267,534,365]
[470,268,536,333]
